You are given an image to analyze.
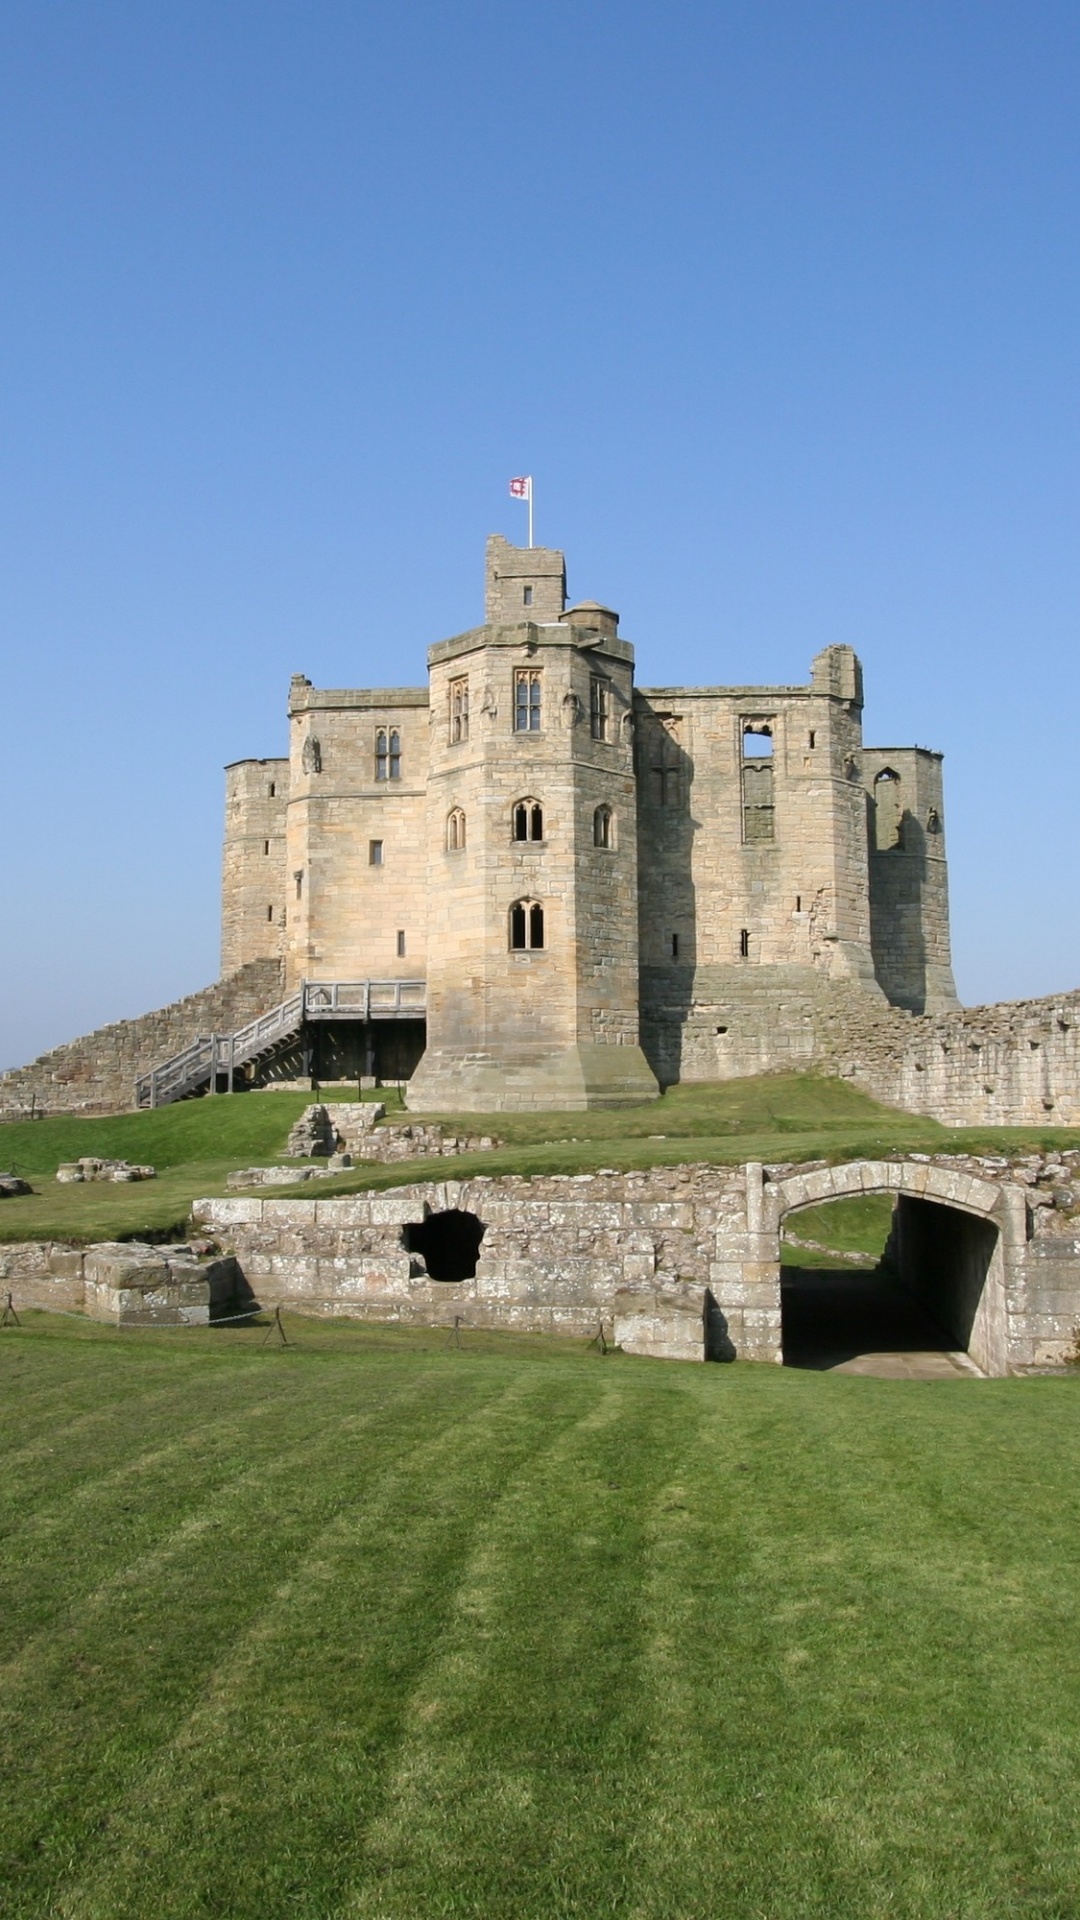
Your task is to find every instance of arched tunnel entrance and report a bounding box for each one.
[771,1163,1009,1377]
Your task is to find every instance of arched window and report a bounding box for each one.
[873,767,903,851]
[593,804,613,848]
[512,798,544,841]
[509,899,545,950]
[446,808,466,851]
[375,729,402,782]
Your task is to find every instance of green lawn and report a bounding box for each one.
[2,1316,1080,1918]
[2,1073,1078,1246]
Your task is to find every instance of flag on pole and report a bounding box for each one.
[509,475,534,546]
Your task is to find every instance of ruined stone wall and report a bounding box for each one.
[192,1149,1080,1372]
[864,746,956,1013]
[193,1165,772,1356]
[0,958,285,1118]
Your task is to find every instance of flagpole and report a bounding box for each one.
[528,480,533,549]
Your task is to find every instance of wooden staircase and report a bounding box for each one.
[134,980,426,1108]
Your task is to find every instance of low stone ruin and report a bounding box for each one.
[284,1102,498,1164]
[56,1157,156,1184]
[0,1173,32,1198]
[0,1239,246,1326]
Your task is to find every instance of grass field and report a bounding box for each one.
[3,1074,1079,1247]
[3,1315,1080,1918]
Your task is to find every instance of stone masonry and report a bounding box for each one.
[0,958,284,1119]
[188,1148,1080,1375]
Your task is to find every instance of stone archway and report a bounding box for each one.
[760,1161,1017,1376]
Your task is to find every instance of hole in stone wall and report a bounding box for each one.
[402,1209,486,1282]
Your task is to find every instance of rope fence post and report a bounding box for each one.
[2,1292,21,1328]
[261,1305,290,1347]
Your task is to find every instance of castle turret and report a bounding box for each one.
[407,543,658,1111]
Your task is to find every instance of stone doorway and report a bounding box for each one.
[768,1162,1009,1376]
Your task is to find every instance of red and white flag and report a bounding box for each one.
[508,476,532,500]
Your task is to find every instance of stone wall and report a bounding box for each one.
[191,1150,1080,1373]
[221,758,289,974]
[0,958,285,1118]
[644,967,1080,1127]
[0,1240,240,1324]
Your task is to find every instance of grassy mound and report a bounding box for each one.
[1,1073,1077,1244]
[2,1317,1079,1917]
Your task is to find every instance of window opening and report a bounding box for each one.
[795,895,801,913]
[739,928,750,958]
[873,767,903,851]
[369,840,383,866]
[267,905,274,923]
[295,871,303,900]
[263,839,270,855]
[807,731,815,750]
[523,585,534,607]
[590,675,610,740]
[268,781,276,797]
[515,669,542,731]
[402,1208,486,1282]
[510,899,545,950]
[512,799,543,841]
[449,676,469,744]
[375,729,402,781]
[649,722,682,807]
[671,933,679,959]
[742,723,775,842]
[447,808,466,851]
[593,804,613,848]
[396,930,406,957]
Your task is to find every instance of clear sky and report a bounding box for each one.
[2,1,1078,1070]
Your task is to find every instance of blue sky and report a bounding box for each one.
[2,1,1078,1069]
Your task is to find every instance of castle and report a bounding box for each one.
[221,534,957,1111]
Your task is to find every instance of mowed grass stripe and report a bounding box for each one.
[31,1363,611,1920]
[0,1350,509,1910]
[4,1331,1080,1918]
[627,1370,1080,1918]
[340,1368,706,1918]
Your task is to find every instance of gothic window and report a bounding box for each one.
[512,798,544,842]
[375,728,402,781]
[509,899,545,950]
[593,804,614,848]
[649,722,682,807]
[873,768,903,851]
[515,669,542,732]
[742,723,775,842]
[449,677,469,744]
[446,808,466,851]
[590,675,610,741]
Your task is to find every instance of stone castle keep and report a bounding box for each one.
[4,530,1080,1125]
[220,534,957,1111]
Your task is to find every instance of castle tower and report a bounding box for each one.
[406,538,659,1110]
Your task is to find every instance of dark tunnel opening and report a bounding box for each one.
[402,1208,486,1282]
[780,1192,999,1373]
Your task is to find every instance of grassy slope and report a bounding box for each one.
[2,1317,1079,1919]
[2,1073,1078,1246]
